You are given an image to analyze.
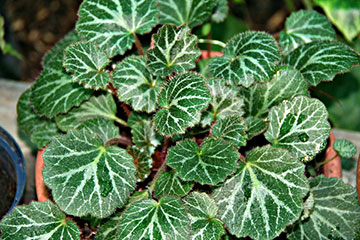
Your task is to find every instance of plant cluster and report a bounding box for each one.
[1,0,360,239]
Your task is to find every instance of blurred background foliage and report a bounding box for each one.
[1,0,359,131]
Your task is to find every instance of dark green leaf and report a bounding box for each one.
[153,169,194,198]
[212,115,247,148]
[333,139,357,158]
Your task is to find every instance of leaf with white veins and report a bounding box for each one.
[131,120,162,155]
[212,115,247,148]
[127,146,153,182]
[78,118,120,143]
[153,169,194,198]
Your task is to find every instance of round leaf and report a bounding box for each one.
[211,115,247,148]
[333,139,357,158]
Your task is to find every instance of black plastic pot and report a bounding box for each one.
[0,126,25,218]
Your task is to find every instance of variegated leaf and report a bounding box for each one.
[209,31,280,87]
[117,197,190,240]
[78,118,120,143]
[279,10,335,55]
[113,56,164,113]
[213,145,309,240]
[127,111,149,127]
[333,139,357,158]
[212,0,229,23]
[211,115,247,148]
[245,116,268,140]
[264,96,330,161]
[131,120,162,155]
[153,169,194,198]
[0,201,80,240]
[183,192,225,240]
[76,0,159,57]
[147,25,201,77]
[156,0,218,28]
[155,72,210,136]
[63,41,111,90]
[284,41,360,86]
[167,137,239,184]
[127,146,153,182]
[42,128,136,218]
[240,66,309,118]
[288,176,360,240]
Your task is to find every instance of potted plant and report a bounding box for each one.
[1,1,360,239]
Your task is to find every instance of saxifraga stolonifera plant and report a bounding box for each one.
[1,1,360,239]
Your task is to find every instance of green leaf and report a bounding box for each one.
[0,200,80,240]
[183,192,225,240]
[76,0,159,57]
[17,89,61,148]
[211,116,247,148]
[265,96,330,161]
[117,196,190,239]
[56,94,121,132]
[209,31,280,87]
[288,176,360,240]
[127,111,149,127]
[245,116,268,140]
[155,72,210,136]
[201,77,244,127]
[127,146,153,182]
[333,139,357,158]
[167,137,239,184]
[213,145,309,240]
[42,128,136,218]
[314,0,360,42]
[212,0,229,23]
[240,66,309,118]
[279,10,335,55]
[153,169,194,198]
[78,118,120,143]
[147,25,201,77]
[63,41,111,90]
[30,49,93,117]
[113,56,164,113]
[284,41,360,86]
[156,0,218,28]
[131,120,162,155]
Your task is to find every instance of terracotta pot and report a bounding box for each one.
[322,131,342,178]
[35,147,50,202]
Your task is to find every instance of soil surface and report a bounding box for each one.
[0,163,16,219]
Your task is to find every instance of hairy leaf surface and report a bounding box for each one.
[167,137,239,184]
[209,31,280,87]
[183,192,225,240]
[154,169,194,198]
[131,120,162,155]
[155,72,210,136]
[63,41,111,90]
[265,96,330,161]
[43,129,136,218]
[288,176,360,240]
[78,118,120,143]
[333,139,357,158]
[212,115,247,148]
[113,56,164,113]
[245,116,268,140]
[284,41,360,86]
[147,25,201,76]
[76,0,159,57]
[279,10,335,54]
[0,201,80,240]
[213,145,309,240]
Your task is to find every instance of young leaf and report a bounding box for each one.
[183,192,226,240]
[154,72,210,136]
[240,66,309,118]
[156,0,218,28]
[201,77,244,127]
[42,128,137,218]
[279,10,335,54]
[167,137,239,184]
[284,41,360,86]
[147,25,201,77]
[314,0,360,42]
[153,169,194,198]
[131,120,162,155]
[78,118,120,143]
[76,0,159,57]
[17,89,61,148]
[288,176,360,240]
[212,0,229,23]
[0,201,80,240]
[211,115,247,148]
[117,196,190,239]
[212,145,309,240]
[333,139,357,158]
[30,49,93,117]
[63,41,111,90]
[56,94,120,132]
[127,146,153,182]
[265,96,330,161]
[209,31,280,87]
[245,116,268,140]
[113,56,164,113]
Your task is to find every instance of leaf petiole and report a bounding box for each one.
[314,153,339,169]
[198,38,226,48]
[133,33,144,56]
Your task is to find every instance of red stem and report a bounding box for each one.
[107,82,131,117]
